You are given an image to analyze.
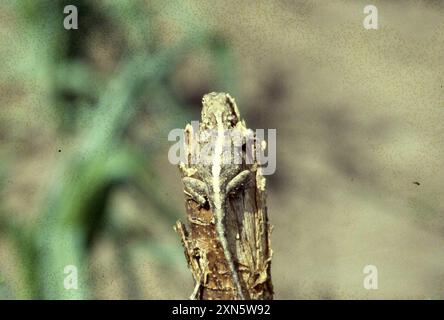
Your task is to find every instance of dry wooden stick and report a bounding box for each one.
[174,92,273,300]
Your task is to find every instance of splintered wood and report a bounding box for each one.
[174,92,273,300]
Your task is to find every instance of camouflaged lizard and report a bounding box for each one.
[181,92,251,300]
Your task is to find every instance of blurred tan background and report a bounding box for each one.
[1,0,444,299]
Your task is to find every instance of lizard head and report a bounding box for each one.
[201,92,240,129]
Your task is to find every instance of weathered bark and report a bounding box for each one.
[174,93,273,300]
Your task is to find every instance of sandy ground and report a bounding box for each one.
[155,0,444,299]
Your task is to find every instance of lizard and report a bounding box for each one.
[181,92,252,300]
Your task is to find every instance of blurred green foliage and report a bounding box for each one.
[0,0,237,299]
